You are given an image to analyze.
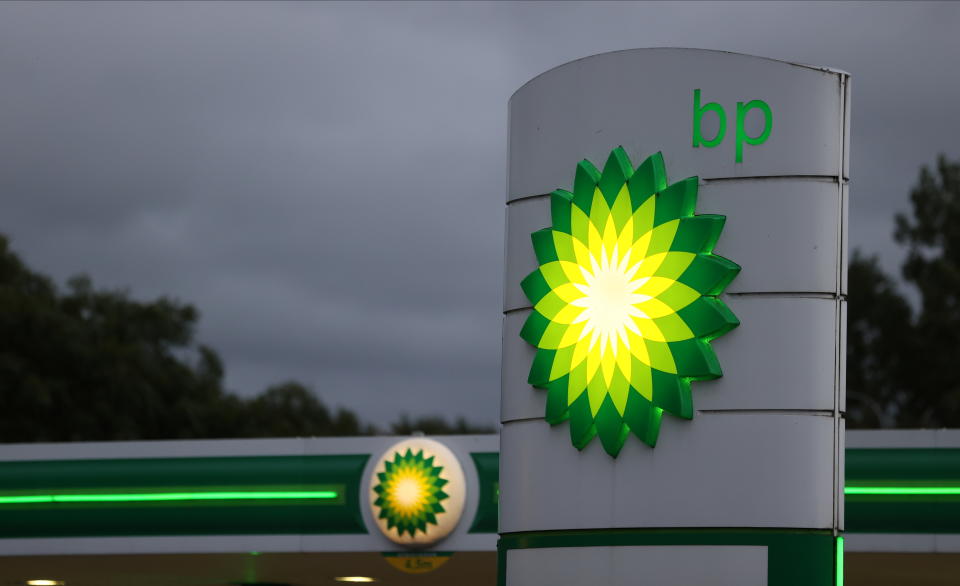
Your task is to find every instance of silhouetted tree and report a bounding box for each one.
[847,155,960,427]
[390,414,495,435]
[232,381,374,437]
[846,252,914,427]
[0,239,225,441]
[892,155,960,425]
[0,236,492,441]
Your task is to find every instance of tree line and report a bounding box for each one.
[0,241,492,442]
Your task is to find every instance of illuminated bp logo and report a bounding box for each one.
[368,438,466,546]
[520,147,740,457]
[373,449,447,537]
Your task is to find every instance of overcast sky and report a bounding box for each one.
[1,2,958,426]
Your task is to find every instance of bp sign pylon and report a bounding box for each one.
[499,48,848,586]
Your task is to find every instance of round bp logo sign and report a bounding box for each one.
[368,438,466,546]
[520,147,740,457]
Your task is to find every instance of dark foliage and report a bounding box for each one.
[846,252,914,427]
[847,155,960,427]
[0,237,490,441]
[390,414,495,435]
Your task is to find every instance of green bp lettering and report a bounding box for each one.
[692,89,772,163]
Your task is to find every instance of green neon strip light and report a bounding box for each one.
[844,486,960,495]
[0,490,339,504]
[836,536,843,586]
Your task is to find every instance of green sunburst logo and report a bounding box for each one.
[372,448,449,538]
[520,147,741,457]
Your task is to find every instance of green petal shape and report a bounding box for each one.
[519,147,740,457]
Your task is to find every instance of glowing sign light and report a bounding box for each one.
[0,490,341,505]
[520,147,740,457]
[844,486,960,496]
[836,536,844,586]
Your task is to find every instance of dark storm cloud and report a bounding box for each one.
[1,1,958,424]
